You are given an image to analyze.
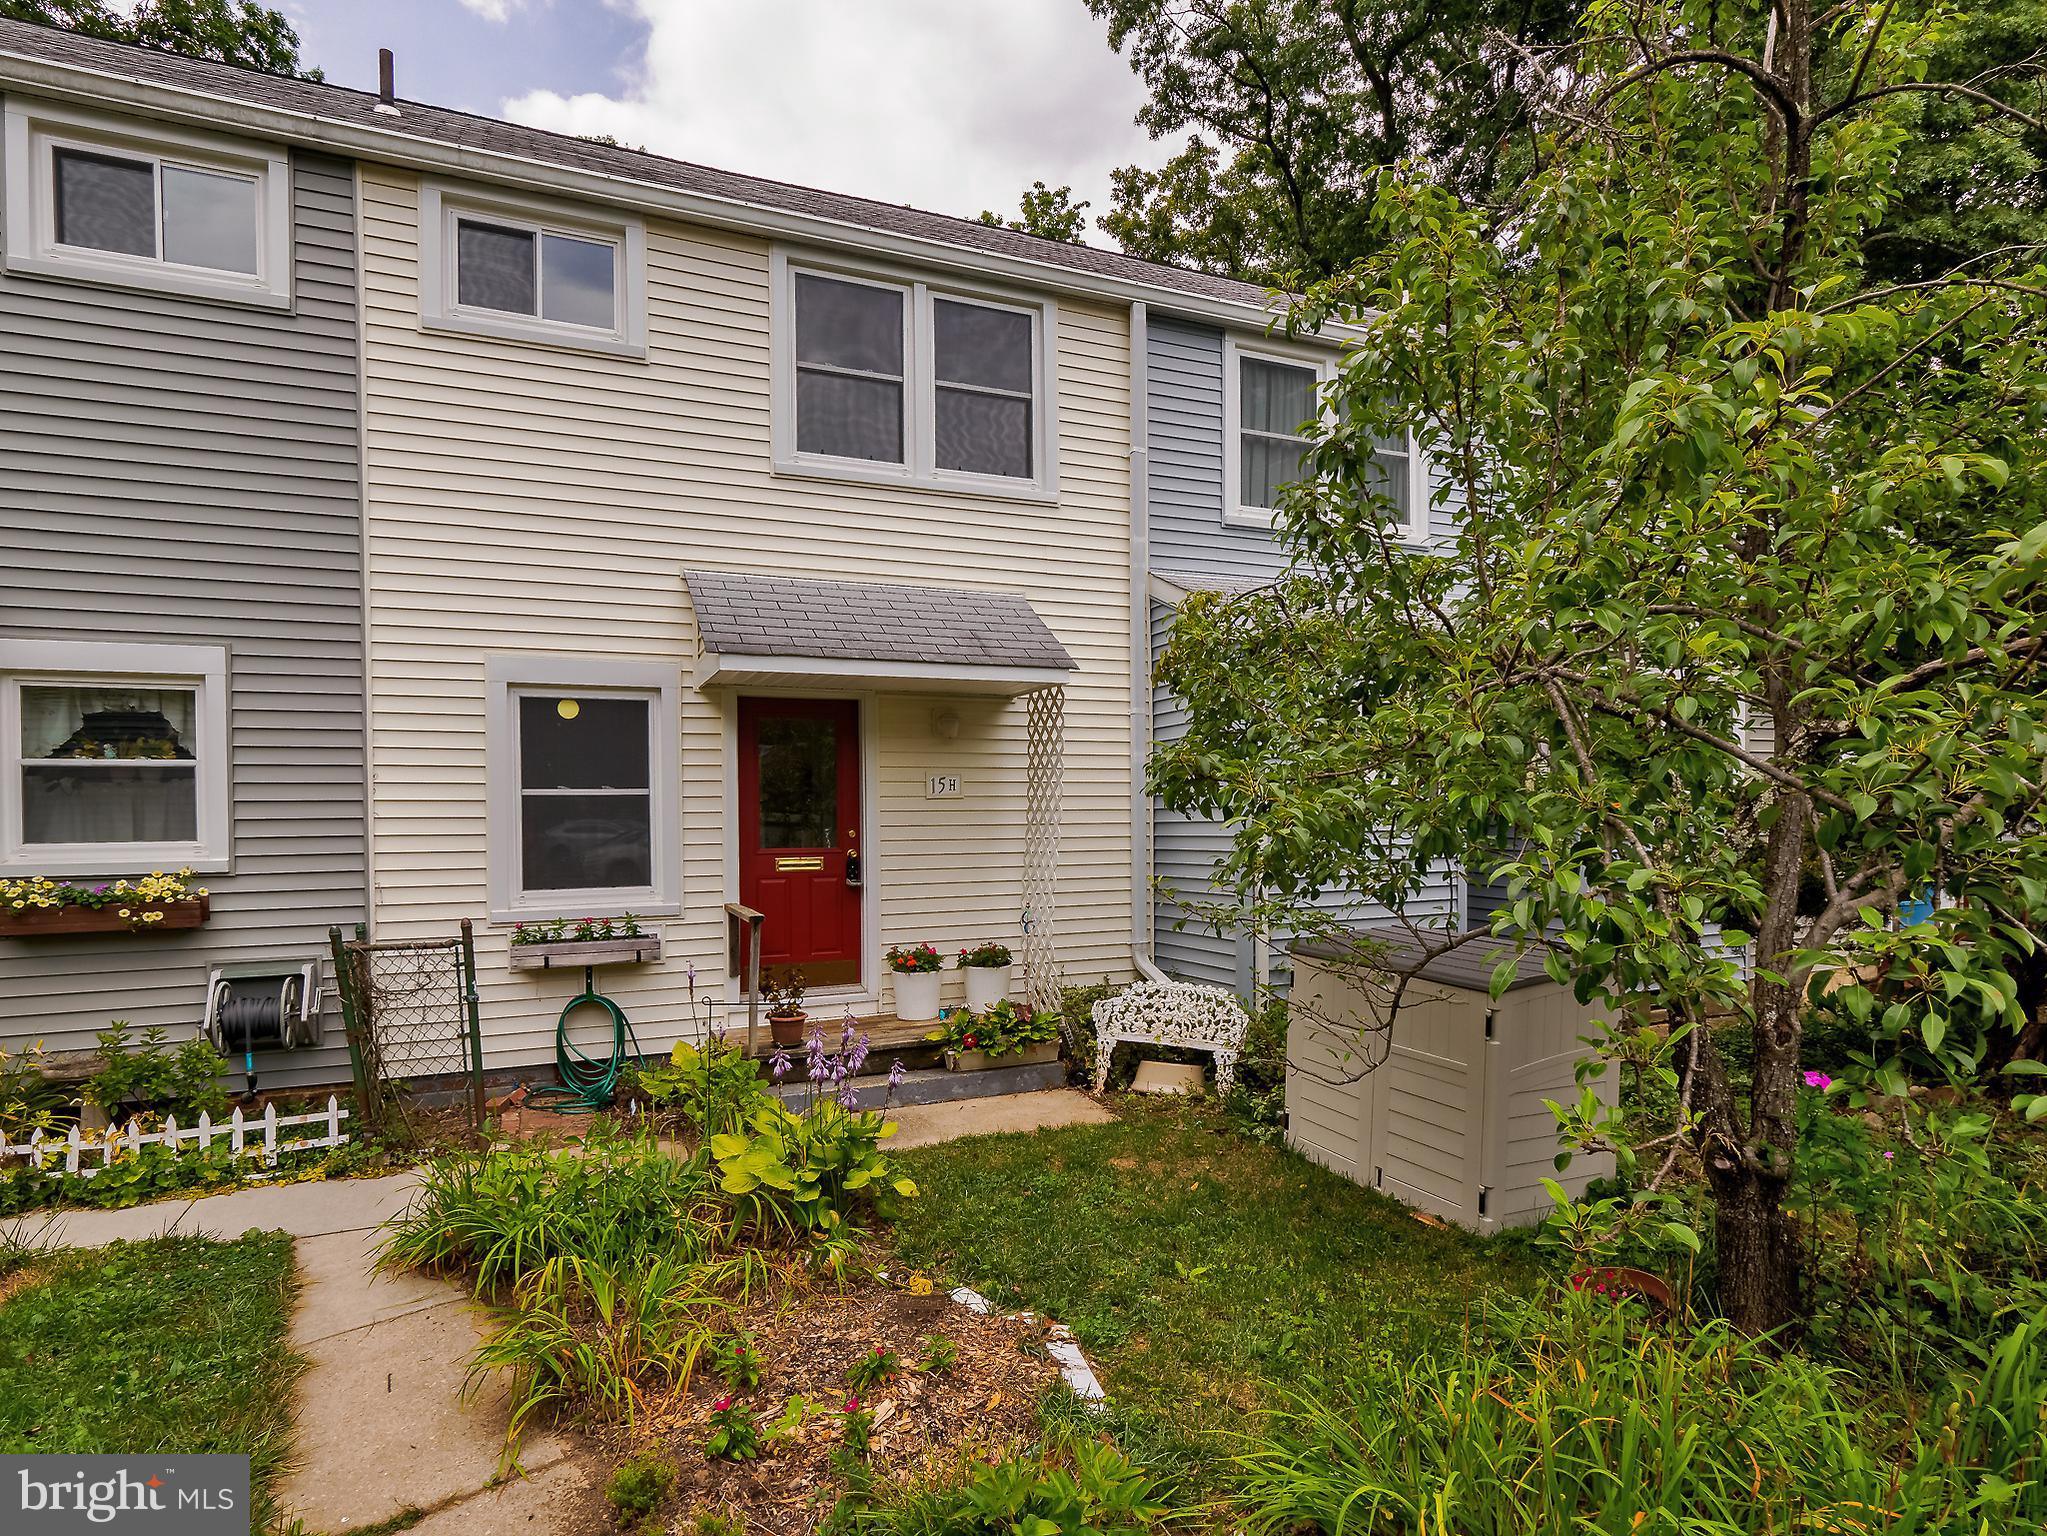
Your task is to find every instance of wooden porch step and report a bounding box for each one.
[771,1058,1066,1111]
[738,1014,947,1073]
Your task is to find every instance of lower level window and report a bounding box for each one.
[487,657,679,920]
[517,692,653,894]
[0,641,230,874]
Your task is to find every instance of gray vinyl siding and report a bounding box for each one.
[1145,317,1459,992]
[0,142,366,1089]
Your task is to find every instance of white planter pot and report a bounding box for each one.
[893,968,942,1022]
[962,963,1012,1012]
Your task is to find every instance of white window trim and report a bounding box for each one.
[419,181,647,358]
[0,639,231,877]
[769,246,1060,503]
[2,100,291,309]
[485,655,680,924]
[1221,333,1429,540]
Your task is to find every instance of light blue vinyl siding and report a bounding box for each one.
[1145,317,1463,992]
[0,144,367,1088]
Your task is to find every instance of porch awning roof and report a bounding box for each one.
[683,570,1078,696]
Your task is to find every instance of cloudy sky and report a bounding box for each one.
[285,1,1167,240]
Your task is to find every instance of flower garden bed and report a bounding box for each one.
[0,870,211,936]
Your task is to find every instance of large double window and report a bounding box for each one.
[1225,339,1426,537]
[777,256,1054,495]
[3,102,290,306]
[420,183,646,355]
[0,642,231,874]
[486,659,679,920]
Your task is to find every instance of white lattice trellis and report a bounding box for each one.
[1021,684,1065,1015]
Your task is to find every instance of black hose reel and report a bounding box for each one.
[204,960,323,1096]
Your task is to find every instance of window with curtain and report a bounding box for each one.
[516,693,653,895]
[1238,355,1320,513]
[794,272,907,464]
[16,684,200,847]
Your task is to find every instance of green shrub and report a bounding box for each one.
[710,1101,918,1235]
[82,1023,230,1119]
[1223,995,1289,1144]
[0,1039,67,1139]
[381,1124,728,1295]
[605,1453,676,1520]
[928,999,1060,1058]
[632,1038,769,1138]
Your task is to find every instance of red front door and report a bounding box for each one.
[738,697,862,988]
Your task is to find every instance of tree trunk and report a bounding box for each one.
[1711,1166,1802,1334]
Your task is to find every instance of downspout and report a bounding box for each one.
[1127,301,1171,987]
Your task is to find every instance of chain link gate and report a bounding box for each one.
[329,919,486,1134]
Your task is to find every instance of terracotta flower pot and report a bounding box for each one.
[769,1010,809,1046]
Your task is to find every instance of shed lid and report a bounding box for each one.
[1289,925,1558,994]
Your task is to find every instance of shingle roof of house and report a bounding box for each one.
[0,18,1275,312]
[1292,925,1559,993]
[684,570,1078,672]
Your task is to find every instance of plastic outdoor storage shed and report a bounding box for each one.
[1285,927,1616,1233]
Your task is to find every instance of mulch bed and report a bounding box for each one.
[596,1273,1065,1533]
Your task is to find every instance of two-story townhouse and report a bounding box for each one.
[0,21,368,1090]
[1135,315,1473,994]
[0,21,1314,1085]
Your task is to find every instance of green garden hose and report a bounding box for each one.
[525,968,647,1114]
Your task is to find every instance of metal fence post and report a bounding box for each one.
[460,918,486,1128]
[330,925,376,1136]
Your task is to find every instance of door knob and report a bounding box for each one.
[845,851,863,889]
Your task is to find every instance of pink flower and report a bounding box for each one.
[1803,1070,1832,1090]
[1884,1150,1895,1161]
[844,1394,861,1413]
[713,1395,732,1411]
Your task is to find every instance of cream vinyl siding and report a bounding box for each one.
[358,167,1132,1067]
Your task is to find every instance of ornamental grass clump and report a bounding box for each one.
[1231,1292,2047,1534]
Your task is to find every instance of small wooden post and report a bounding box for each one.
[325,1095,341,1146]
[230,1106,246,1158]
[163,1113,179,1155]
[65,1125,81,1174]
[460,918,486,1129]
[197,1111,213,1150]
[262,1102,279,1166]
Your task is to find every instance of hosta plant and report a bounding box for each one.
[710,1100,918,1233]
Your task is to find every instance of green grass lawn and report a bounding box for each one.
[890,1099,1533,1482]
[0,1232,304,1529]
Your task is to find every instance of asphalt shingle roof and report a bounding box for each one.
[1292,925,1560,994]
[684,570,1077,672]
[0,19,1275,312]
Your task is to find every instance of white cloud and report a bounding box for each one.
[499,0,1162,239]
[456,0,523,19]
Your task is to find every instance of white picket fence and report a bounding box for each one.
[0,1097,351,1179]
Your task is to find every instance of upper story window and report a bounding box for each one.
[419,182,647,357]
[1224,336,1427,539]
[773,250,1058,500]
[2,101,290,308]
[0,641,231,876]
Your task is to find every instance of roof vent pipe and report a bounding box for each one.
[375,48,401,116]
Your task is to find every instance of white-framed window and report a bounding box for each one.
[485,657,680,921]
[2,100,291,308]
[419,182,647,357]
[0,640,231,876]
[771,249,1059,499]
[1222,335,1428,538]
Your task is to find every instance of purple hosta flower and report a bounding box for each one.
[1803,1070,1832,1090]
[847,1032,872,1075]
[769,1048,792,1082]
[837,1082,862,1111]
[806,1026,828,1077]
[887,1058,907,1089]
[840,1010,858,1053]
[808,1049,831,1086]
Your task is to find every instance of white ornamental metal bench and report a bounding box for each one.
[1090,980,1250,1095]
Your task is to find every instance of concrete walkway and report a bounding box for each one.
[887,1088,1115,1148]
[1,1090,1113,1532]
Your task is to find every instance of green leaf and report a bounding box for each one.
[1662,1222,1702,1253]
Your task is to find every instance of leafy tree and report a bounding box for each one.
[977,181,1092,244]
[1085,0,1577,280]
[1152,0,2047,1333]
[1,0,319,78]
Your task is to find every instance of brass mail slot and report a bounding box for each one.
[774,856,824,872]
